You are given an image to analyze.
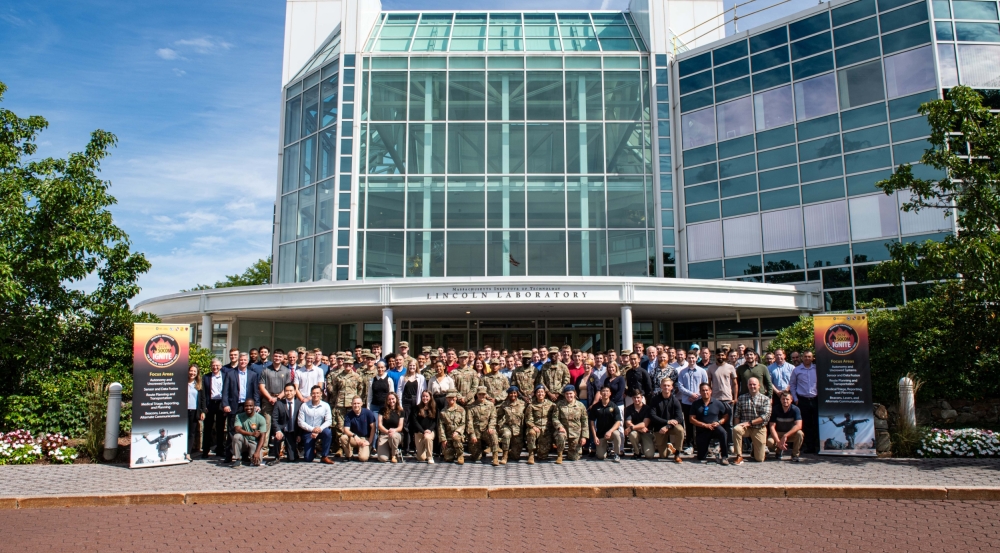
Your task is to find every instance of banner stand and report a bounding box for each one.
[814,314,876,457]
[131,323,191,468]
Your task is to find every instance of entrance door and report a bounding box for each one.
[547,331,602,352]
[478,330,535,352]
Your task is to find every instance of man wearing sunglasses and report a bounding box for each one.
[689,382,730,465]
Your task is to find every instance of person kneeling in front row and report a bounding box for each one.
[589,385,622,462]
[733,377,771,465]
[297,385,334,464]
[340,396,376,462]
[647,377,685,463]
[689,382,730,465]
[768,390,804,462]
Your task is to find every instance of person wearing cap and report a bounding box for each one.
[327,361,364,457]
[508,356,535,403]
[438,391,467,465]
[397,341,414,366]
[480,360,510,404]
[624,389,654,459]
[420,352,437,384]
[356,352,378,407]
[524,384,557,464]
[452,352,481,407]
[589,384,622,462]
[647,377,686,463]
[554,385,589,463]
[537,348,570,403]
[496,386,527,464]
[465,386,500,466]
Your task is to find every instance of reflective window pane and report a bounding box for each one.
[566,123,604,173]
[301,86,319,137]
[527,230,566,275]
[793,73,838,121]
[448,123,486,173]
[317,179,334,233]
[369,72,407,121]
[487,230,526,276]
[716,96,754,141]
[407,122,445,173]
[406,177,445,229]
[446,231,485,276]
[280,193,298,243]
[883,45,936,99]
[487,123,526,173]
[565,71,604,121]
[314,232,334,280]
[568,230,608,276]
[487,71,525,120]
[296,237,314,282]
[446,180,485,228]
[448,71,486,120]
[567,177,606,228]
[366,123,406,174]
[409,71,446,121]
[527,179,566,228]
[753,85,793,131]
[321,71,339,128]
[604,72,643,120]
[366,179,405,229]
[526,123,565,173]
[487,178,526,228]
[526,72,564,120]
[606,177,646,228]
[365,231,405,277]
[406,230,444,276]
[681,106,715,150]
[837,60,885,109]
[608,230,649,276]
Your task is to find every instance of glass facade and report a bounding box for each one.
[270,3,984,313]
[677,0,957,310]
[355,49,657,278]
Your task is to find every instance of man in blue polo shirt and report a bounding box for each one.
[340,396,376,462]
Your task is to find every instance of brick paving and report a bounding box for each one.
[3,497,999,552]
[0,455,998,497]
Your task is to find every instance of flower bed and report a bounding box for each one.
[917,428,1000,458]
[0,430,80,465]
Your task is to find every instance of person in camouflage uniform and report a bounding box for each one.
[452,353,480,407]
[553,385,590,463]
[537,348,571,402]
[438,391,467,464]
[511,358,538,403]
[328,363,364,456]
[465,387,500,466]
[525,384,557,464]
[496,386,526,464]
[356,352,377,405]
[480,368,510,404]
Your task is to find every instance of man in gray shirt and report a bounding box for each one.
[258,361,292,460]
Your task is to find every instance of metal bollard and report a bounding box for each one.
[103,382,123,461]
[898,376,916,428]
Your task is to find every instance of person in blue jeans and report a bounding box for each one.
[297,385,334,464]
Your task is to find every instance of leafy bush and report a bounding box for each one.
[189,344,216,376]
[766,316,814,355]
[917,428,1000,458]
[0,367,132,437]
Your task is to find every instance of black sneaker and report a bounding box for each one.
[792,454,801,463]
[611,452,621,463]
[775,450,783,460]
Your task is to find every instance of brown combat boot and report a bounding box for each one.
[456,454,464,465]
[555,450,563,464]
[500,451,508,465]
[527,452,535,465]
[492,450,499,466]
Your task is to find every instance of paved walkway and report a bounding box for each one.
[5,498,1000,552]
[1,455,998,497]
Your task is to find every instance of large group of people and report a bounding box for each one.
[185,339,821,467]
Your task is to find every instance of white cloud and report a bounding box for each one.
[156,47,179,60]
[174,37,233,54]
[172,68,186,77]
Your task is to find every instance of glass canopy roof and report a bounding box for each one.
[365,12,647,53]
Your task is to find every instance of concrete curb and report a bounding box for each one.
[4,485,1000,509]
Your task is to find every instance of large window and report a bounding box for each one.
[837,60,885,109]
[793,73,838,121]
[753,85,794,131]
[883,45,936,99]
[716,96,754,141]
[681,106,715,149]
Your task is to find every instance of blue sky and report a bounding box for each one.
[1,0,813,304]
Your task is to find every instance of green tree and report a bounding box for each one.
[874,86,999,301]
[0,82,153,432]
[766,316,814,356]
[186,256,270,291]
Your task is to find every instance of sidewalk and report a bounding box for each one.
[2,455,998,507]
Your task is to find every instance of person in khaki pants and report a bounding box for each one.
[768,390,804,462]
[624,389,654,459]
[339,396,375,462]
[732,377,772,464]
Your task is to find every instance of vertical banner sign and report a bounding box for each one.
[814,314,875,456]
[131,323,190,468]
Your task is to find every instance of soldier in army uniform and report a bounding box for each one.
[511,355,538,403]
[538,347,571,402]
[496,386,526,464]
[480,365,510,404]
[328,362,364,456]
[397,341,416,367]
[525,384,557,464]
[553,385,590,464]
[357,352,377,406]
[465,387,500,466]
[438,391,467,464]
[452,352,480,407]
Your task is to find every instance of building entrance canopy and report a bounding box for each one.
[137,276,821,325]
